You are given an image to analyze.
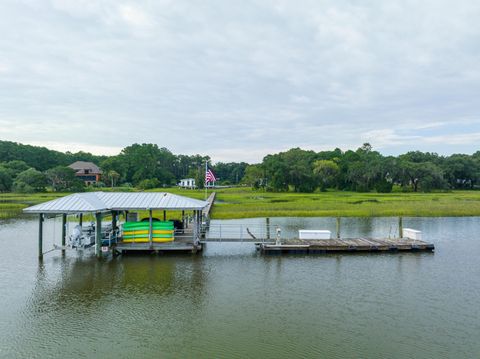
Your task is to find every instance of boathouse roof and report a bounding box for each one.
[23,192,209,214]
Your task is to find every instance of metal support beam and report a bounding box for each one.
[61,213,67,253]
[95,212,102,258]
[38,213,43,260]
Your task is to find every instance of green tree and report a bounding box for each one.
[443,154,479,189]
[241,164,265,189]
[107,170,121,187]
[398,161,446,192]
[0,167,13,192]
[100,156,127,183]
[137,178,160,190]
[313,160,340,191]
[13,168,47,192]
[45,166,84,191]
[121,143,176,185]
[2,160,30,177]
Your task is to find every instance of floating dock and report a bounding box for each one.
[258,237,434,254]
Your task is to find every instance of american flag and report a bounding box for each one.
[205,168,216,184]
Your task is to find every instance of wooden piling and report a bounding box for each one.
[399,217,403,238]
[38,213,43,260]
[163,210,166,221]
[61,213,67,253]
[79,213,83,227]
[112,210,117,231]
[266,217,271,240]
[336,217,341,239]
[149,209,153,247]
[95,212,102,258]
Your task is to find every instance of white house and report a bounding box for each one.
[178,178,196,189]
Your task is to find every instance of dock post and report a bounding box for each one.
[38,213,43,260]
[111,210,117,244]
[149,209,153,248]
[182,210,185,229]
[336,217,341,239]
[266,217,270,240]
[112,210,117,230]
[95,212,102,258]
[61,213,67,253]
[192,210,197,243]
[399,217,403,239]
[79,213,83,227]
[163,210,166,221]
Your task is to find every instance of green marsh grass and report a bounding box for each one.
[2,187,480,220]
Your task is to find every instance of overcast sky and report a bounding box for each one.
[0,1,479,163]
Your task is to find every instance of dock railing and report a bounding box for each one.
[201,223,278,243]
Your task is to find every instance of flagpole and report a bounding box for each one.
[205,160,208,200]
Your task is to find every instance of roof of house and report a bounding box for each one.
[68,161,102,174]
[22,192,209,214]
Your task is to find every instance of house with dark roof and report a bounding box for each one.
[68,161,102,186]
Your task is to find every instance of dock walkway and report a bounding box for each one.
[203,192,216,219]
[259,237,434,254]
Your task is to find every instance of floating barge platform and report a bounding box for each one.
[258,237,435,254]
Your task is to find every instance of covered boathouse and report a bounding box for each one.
[23,192,209,259]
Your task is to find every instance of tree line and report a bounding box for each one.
[1,140,479,193]
[242,144,480,192]
[0,141,247,192]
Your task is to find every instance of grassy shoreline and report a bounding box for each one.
[2,187,480,220]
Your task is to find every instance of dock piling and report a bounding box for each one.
[399,217,403,239]
[149,209,153,248]
[95,212,102,258]
[38,213,43,260]
[266,217,271,240]
[61,214,67,254]
[336,217,341,239]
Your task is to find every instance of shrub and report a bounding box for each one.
[375,180,393,193]
[137,178,160,190]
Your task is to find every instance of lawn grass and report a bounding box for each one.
[2,187,480,220]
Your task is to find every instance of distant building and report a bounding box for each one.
[178,178,196,189]
[68,161,102,186]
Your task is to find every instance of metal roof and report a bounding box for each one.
[23,192,209,214]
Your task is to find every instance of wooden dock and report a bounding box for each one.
[203,192,216,219]
[258,237,434,254]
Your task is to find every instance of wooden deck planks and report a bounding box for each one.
[260,237,434,254]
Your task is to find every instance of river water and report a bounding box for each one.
[0,216,479,358]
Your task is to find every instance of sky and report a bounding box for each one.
[0,0,479,163]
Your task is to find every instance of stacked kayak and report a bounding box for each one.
[122,221,174,243]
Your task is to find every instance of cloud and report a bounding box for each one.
[0,1,479,162]
[118,4,153,28]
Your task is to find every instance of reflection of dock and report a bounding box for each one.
[259,237,434,254]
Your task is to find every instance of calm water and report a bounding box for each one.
[0,216,479,358]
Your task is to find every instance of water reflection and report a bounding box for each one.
[1,216,480,358]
